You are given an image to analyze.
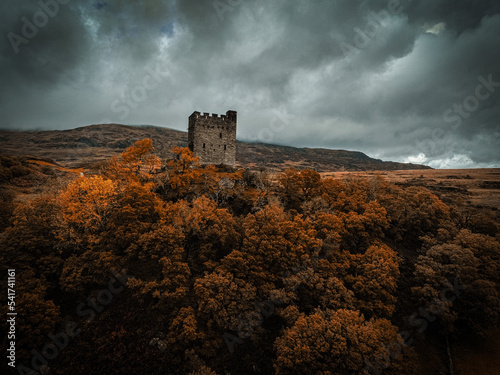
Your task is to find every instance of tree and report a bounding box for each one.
[413,229,500,335]
[0,194,62,288]
[165,147,245,201]
[57,175,118,254]
[346,243,400,318]
[277,168,303,211]
[339,200,389,251]
[274,309,407,375]
[412,242,478,334]
[59,250,123,293]
[380,186,451,246]
[105,180,165,253]
[167,196,239,274]
[319,177,345,209]
[119,138,160,179]
[126,222,190,309]
[239,203,321,295]
[166,147,202,198]
[167,306,205,345]
[195,268,258,335]
[2,269,60,360]
[278,168,322,211]
[454,229,500,286]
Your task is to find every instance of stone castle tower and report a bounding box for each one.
[188,110,237,166]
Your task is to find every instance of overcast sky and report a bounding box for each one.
[1,0,499,168]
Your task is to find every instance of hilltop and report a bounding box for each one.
[0,124,430,172]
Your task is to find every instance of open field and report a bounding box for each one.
[323,168,500,212]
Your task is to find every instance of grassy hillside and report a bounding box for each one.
[0,124,429,171]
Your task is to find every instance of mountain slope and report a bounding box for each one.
[0,124,430,171]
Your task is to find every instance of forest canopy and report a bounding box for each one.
[1,139,499,375]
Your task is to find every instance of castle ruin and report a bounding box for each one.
[188,110,237,166]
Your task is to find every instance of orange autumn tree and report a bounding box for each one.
[106,138,160,181]
[126,221,190,310]
[194,267,258,340]
[120,138,160,177]
[231,203,321,299]
[278,168,322,211]
[59,249,123,293]
[166,147,202,198]
[166,306,207,355]
[168,196,239,273]
[57,175,118,253]
[338,200,389,251]
[313,176,391,252]
[165,147,243,200]
[105,179,165,253]
[321,177,368,213]
[56,175,122,293]
[346,243,401,318]
[0,194,62,287]
[274,309,407,375]
[379,185,452,245]
[412,229,500,335]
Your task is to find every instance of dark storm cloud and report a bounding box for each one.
[405,0,500,34]
[0,0,499,168]
[0,1,90,85]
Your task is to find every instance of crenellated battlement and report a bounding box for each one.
[187,110,237,166]
[190,110,237,123]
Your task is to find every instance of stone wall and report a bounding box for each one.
[188,110,237,166]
